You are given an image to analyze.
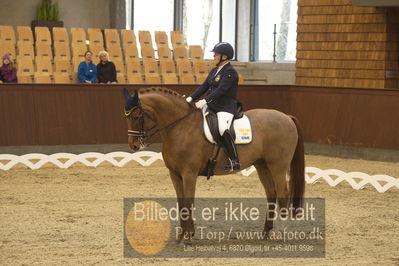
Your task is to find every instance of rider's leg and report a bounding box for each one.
[217,112,240,171]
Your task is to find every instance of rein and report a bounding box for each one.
[125,102,197,147]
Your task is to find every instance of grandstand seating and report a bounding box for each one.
[0,25,224,84]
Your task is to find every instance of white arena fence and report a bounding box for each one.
[0,151,398,193]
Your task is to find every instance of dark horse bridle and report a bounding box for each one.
[124,100,197,148]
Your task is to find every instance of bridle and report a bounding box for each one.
[124,100,197,148]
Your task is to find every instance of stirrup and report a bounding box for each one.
[223,158,241,172]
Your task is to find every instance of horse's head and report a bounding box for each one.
[123,88,156,151]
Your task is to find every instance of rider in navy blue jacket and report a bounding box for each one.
[186,42,240,171]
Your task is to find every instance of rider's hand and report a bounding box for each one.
[195,99,207,109]
[186,96,193,103]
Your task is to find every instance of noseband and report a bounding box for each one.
[125,101,157,147]
[124,101,197,147]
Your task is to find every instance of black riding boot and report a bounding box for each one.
[221,130,241,172]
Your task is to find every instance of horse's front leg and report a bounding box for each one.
[181,171,198,244]
[168,170,186,243]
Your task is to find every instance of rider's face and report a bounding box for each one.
[213,53,221,62]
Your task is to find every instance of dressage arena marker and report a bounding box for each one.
[0,151,398,193]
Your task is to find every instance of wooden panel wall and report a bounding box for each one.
[296,0,399,89]
[0,84,398,150]
[385,8,399,88]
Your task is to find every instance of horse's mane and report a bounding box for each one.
[138,87,188,105]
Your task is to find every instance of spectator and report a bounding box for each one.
[0,53,17,83]
[78,51,97,83]
[97,51,117,84]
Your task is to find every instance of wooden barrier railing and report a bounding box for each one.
[0,84,398,150]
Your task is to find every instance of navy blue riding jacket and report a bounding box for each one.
[190,62,238,114]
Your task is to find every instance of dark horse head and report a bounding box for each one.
[123,88,147,151]
[123,88,140,116]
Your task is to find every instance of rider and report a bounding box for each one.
[186,42,240,171]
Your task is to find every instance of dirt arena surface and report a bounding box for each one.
[0,155,398,265]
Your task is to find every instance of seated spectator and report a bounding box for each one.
[78,51,97,83]
[0,53,17,83]
[97,51,117,84]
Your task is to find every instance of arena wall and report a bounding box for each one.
[0,84,398,151]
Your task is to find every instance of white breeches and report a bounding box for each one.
[217,111,234,136]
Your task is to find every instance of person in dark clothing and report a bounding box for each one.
[0,53,17,83]
[97,51,117,84]
[186,42,240,172]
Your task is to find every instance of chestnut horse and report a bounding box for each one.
[123,87,305,244]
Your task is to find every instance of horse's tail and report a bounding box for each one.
[289,115,305,210]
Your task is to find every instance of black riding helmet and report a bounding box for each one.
[211,42,234,66]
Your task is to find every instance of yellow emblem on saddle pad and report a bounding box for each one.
[215,75,221,82]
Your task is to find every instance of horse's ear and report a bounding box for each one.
[133,89,139,101]
[123,88,131,102]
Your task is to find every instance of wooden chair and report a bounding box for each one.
[34,72,52,83]
[127,73,144,84]
[121,29,137,47]
[35,43,53,58]
[170,31,185,49]
[0,25,16,44]
[189,45,203,60]
[139,30,153,47]
[157,46,172,60]
[173,46,188,61]
[53,72,71,83]
[17,41,34,58]
[16,26,33,43]
[144,73,161,84]
[71,28,86,46]
[124,45,139,61]
[141,46,155,60]
[159,59,176,75]
[104,28,121,46]
[53,27,69,44]
[35,56,53,75]
[34,26,52,45]
[155,31,169,48]
[162,73,178,84]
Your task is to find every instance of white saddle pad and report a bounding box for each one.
[202,108,253,145]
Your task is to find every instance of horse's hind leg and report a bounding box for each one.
[254,160,277,236]
[268,163,291,217]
